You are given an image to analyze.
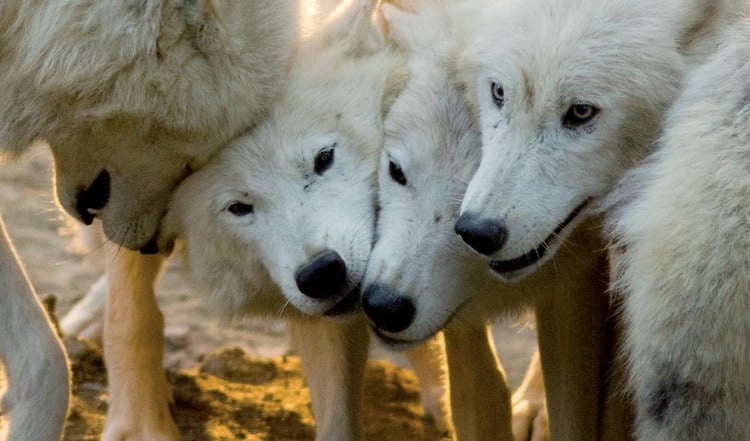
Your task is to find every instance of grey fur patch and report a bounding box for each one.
[643,369,722,427]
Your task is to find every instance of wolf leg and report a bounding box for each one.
[404,333,452,433]
[444,321,514,441]
[533,246,628,441]
[511,350,549,441]
[404,334,452,433]
[0,216,70,441]
[101,247,177,441]
[288,318,369,441]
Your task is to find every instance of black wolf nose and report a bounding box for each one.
[140,237,160,255]
[295,250,347,299]
[455,212,507,256]
[362,285,415,333]
[75,169,111,225]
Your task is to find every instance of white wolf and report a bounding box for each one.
[456,0,735,280]
[0,1,297,440]
[157,2,451,440]
[448,0,740,440]
[362,3,629,441]
[607,22,750,441]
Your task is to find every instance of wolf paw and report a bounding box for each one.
[103,424,179,441]
[102,401,179,441]
[511,395,549,441]
[103,367,179,441]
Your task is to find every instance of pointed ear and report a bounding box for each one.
[309,0,386,53]
[380,2,420,52]
[381,62,411,119]
[670,0,737,53]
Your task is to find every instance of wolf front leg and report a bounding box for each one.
[0,216,70,441]
[403,334,452,434]
[511,350,549,441]
[444,321,514,441]
[101,247,178,441]
[287,318,369,441]
[60,224,108,342]
[533,245,632,441]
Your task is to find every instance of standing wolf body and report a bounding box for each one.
[608,21,750,441]
[0,1,297,440]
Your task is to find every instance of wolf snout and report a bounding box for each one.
[454,212,507,256]
[74,169,111,225]
[362,285,415,333]
[295,249,347,299]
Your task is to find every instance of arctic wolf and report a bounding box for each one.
[1,0,295,250]
[456,0,735,280]
[0,1,297,440]
[608,22,750,441]
[449,0,740,440]
[157,2,450,440]
[361,3,628,441]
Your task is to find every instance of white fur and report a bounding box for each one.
[451,0,744,439]
[164,17,406,319]
[1,2,298,440]
[608,21,750,441]
[458,0,737,280]
[364,3,628,441]
[0,0,297,249]
[0,218,69,441]
[161,3,450,440]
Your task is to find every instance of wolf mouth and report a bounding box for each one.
[369,298,470,349]
[323,284,361,317]
[370,326,433,350]
[490,198,591,275]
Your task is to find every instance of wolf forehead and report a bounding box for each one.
[464,0,685,96]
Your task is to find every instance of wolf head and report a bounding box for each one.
[163,0,408,318]
[0,0,298,250]
[360,0,603,345]
[359,2,494,344]
[456,0,733,280]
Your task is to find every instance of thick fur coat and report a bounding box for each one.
[608,21,750,441]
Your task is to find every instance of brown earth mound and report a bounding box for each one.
[63,337,449,441]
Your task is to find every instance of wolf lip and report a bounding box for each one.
[490,198,591,275]
[370,326,425,349]
[323,286,361,316]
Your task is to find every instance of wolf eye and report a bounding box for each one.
[389,160,407,186]
[563,103,599,128]
[314,145,336,175]
[491,82,505,108]
[227,202,254,216]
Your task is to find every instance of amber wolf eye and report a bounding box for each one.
[563,103,600,128]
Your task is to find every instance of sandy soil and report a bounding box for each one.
[63,337,449,441]
[0,146,537,440]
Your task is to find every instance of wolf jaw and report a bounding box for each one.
[457,0,734,277]
[489,197,592,279]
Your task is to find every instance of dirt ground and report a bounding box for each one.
[0,146,537,440]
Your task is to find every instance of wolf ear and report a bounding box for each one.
[380,2,420,52]
[309,0,387,53]
[669,0,737,53]
[381,62,410,119]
